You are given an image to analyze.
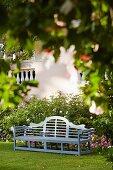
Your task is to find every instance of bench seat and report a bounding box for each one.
[15,135,90,143]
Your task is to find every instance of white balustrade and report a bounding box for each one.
[30,70,33,80]
[15,69,35,84]
[21,71,24,82]
[25,70,29,81]
[16,73,20,84]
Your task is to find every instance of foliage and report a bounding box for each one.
[91,133,111,152]
[105,147,113,166]
[92,111,113,145]
[0,0,112,111]
[0,44,38,109]
[1,93,113,148]
[91,133,113,165]
[0,56,37,109]
[0,94,96,140]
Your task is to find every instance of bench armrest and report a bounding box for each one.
[14,125,27,130]
[77,128,95,140]
[13,125,28,137]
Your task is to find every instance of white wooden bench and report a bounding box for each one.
[12,116,94,155]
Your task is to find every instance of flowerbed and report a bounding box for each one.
[91,133,112,152]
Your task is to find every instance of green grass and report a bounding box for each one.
[0,142,112,170]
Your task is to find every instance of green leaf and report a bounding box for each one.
[102,3,108,12]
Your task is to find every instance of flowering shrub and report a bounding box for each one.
[0,94,94,140]
[91,133,113,165]
[91,133,112,152]
[0,93,113,146]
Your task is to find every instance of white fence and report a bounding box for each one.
[15,69,35,84]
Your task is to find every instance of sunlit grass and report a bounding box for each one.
[0,142,112,170]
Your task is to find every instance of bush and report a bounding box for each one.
[92,112,113,145]
[0,93,96,141]
[105,147,113,166]
[0,93,113,143]
[91,133,112,152]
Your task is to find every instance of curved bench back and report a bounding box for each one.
[29,116,88,139]
[43,116,69,138]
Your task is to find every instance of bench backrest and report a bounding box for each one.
[43,116,69,138]
[29,116,89,139]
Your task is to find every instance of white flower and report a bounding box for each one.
[66,111,68,115]
[27,119,30,123]
[10,126,14,131]
[70,19,81,28]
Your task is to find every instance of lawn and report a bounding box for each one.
[0,142,112,170]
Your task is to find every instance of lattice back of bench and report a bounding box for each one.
[43,116,69,138]
[43,116,89,139]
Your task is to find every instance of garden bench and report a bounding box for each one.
[12,116,94,155]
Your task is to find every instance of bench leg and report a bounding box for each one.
[78,143,81,156]
[28,141,30,148]
[44,142,47,150]
[61,143,63,151]
[88,141,91,152]
[14,139,16,151]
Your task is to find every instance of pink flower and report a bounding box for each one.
[80,54,91,61]
[44,48,52,53]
